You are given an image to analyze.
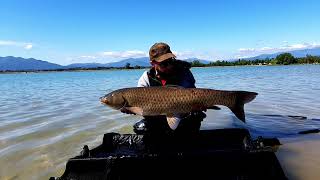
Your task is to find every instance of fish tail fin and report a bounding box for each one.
[229,91,258,122]
[230,105,245,122]
[242,91,258,104]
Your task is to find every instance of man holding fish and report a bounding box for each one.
[134,42,207,135]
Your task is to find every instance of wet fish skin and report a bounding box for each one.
[100,87,258,122]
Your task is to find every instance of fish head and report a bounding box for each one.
[100,91,126,110]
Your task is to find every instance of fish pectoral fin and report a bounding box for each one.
[207,105,221,110]
[166,116,181,130]
[125,107,144,116]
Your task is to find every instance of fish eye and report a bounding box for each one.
[111,94,114,97]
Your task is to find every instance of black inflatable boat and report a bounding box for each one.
[50,128,287,180]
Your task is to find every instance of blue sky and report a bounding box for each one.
[0,0,320,65]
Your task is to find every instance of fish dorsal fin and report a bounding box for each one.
[166,116,181,130]
[164,85,184,88]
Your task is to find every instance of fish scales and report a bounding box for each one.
[100,87,257,122]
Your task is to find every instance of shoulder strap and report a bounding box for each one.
[147,68,162,86]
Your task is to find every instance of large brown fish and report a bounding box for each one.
[100,86,258,122]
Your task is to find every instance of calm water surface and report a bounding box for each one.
[0,65,319,179]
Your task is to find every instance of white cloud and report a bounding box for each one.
[24,44,33,50]
[0,40,16,46]
[174,51,216,61]
[101,50,147,59]
[66,50,148,64]
[280,42,319,50]
[260,47,273,51]
[79,55,97,59]
[0,40,34,50]
[174,51,195,59]
[236,42,320,58]
[238,48,256,53]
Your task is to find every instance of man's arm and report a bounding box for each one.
[137,71,150,87]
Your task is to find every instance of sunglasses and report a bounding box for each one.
[151,58,175,67]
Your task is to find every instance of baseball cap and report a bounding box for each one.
[149,42,176,62]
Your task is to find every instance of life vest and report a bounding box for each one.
[147,60,196,88]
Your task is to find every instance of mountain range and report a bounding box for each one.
[0,56,63,71]
[65,57,151,69]
[1,47,320,71]
[0,56,212,71]
[244,47,320,60]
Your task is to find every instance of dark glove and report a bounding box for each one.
[192,105,221,112]
[190,111,207,119]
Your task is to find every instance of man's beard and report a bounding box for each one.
[156,68,174,79]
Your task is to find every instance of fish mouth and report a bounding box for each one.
[100,96,108,104]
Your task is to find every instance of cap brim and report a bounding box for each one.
[153,53,176,62]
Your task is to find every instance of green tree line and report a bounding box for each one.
[190,53,320,67]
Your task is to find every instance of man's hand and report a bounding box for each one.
[191,104,208,112]
[190,111,207,119]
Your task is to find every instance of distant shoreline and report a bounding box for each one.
[0,66,150,74]
[1,63,319,74]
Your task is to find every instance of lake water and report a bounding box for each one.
[0,65,320,179]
